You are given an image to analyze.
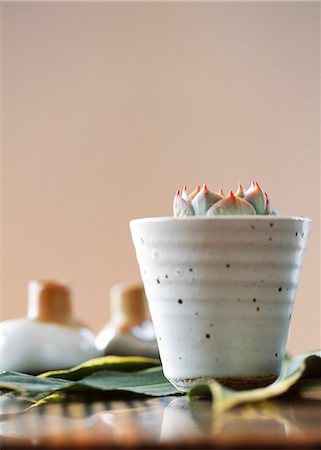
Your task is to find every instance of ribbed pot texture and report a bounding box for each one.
[130,216,311,391]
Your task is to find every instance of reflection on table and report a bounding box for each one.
[1,392,320,448]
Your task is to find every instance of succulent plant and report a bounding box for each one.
[173,181,277,217]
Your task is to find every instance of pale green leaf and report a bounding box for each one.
[188,351,321,412]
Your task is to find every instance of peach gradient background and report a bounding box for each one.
[1,2,320,353]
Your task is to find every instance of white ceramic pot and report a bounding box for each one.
[130,216,311,391]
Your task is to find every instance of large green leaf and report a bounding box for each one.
[188,351,321,412]
[30,367,178,407]
[0,357,178,403]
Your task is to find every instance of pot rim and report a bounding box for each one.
[130,215,311,225]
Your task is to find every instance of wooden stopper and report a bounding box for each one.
[110,283,148,333]
[27,280,73,325]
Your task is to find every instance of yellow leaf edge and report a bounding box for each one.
[38,355,160,379]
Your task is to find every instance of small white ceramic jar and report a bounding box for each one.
[95,283,159,359]
[0,280,100,373]
[130,216,311,391]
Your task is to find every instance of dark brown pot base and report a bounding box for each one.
[169,374,277,392]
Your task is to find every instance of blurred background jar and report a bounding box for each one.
[95,283,159,359]
[0,280,100,374]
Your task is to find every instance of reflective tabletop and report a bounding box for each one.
[1,392,320,449]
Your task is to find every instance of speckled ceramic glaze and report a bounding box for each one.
[130,216,311,391]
